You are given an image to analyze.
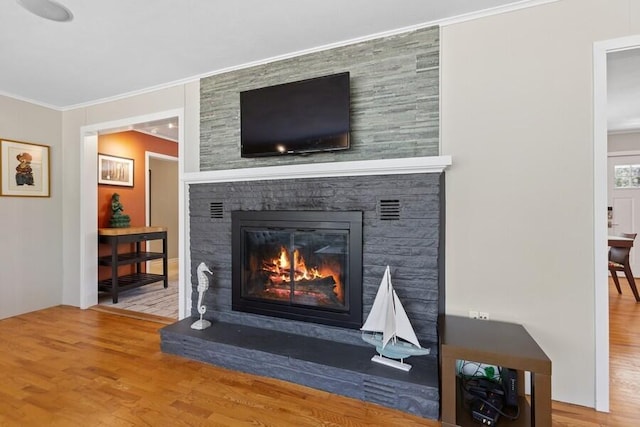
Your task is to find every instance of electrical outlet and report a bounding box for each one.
[469,310,479,319]
[479,312,490,320]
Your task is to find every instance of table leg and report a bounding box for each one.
[111,239,119,303]
[531,372,552,427]
[441,355,457,426]
[163,235,168,288]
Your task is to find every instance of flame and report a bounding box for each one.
[261,246,343,302]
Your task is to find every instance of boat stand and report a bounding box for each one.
[371,354,412,372]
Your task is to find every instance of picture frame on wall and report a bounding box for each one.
[0,138,50,197]
[98,154,134,187]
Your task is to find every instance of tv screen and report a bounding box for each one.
[240,72,350,158]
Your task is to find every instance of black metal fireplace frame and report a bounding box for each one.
[231,210,363,329]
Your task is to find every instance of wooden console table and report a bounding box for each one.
[98,226,168,303]
[440,315,551,427]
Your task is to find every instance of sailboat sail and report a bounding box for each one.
[361,267,390,333]
[392,290,422,348]
[382,287,396,348]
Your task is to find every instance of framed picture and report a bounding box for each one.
[98,154,134,187]
[0,138,50,197]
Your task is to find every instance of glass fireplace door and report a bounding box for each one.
[241,228,349,311]
[231,210,363,329]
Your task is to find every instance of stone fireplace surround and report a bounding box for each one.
[161,156,450,419]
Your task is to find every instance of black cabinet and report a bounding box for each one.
[98,227,168,303]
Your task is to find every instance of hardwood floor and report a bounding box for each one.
[607,278,640,424]
[0,283,638,426]
[0,306,435,426]
[548,280,640,426]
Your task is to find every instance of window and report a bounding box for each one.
[614,164,640,188]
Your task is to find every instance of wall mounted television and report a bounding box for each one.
[240,72,350,158]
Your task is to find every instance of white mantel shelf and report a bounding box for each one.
[183,155,452,184]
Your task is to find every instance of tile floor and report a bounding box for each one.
[98,261,179,319]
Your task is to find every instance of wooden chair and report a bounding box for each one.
[609,232,640,302]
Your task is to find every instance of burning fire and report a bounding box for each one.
[265,247,321,282]
[262,246,343,302]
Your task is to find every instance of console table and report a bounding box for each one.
[440,315,552,427]
[98,226,168,303]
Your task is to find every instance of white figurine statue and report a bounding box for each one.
[191,262,213,330]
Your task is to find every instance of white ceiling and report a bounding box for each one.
[105,118,180,143]
[608,49,640,133]
[1,0,542,109]
[5,0,635,136]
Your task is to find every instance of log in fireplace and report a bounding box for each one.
[231,210,363,329]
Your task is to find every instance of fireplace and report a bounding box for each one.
[231,210,363,329]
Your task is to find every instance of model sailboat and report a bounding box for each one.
[361,265,430,371]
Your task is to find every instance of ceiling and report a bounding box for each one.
[1,0,540,109]
[608,49,640,133]
[126,118,179,143]
[3,1,636,135]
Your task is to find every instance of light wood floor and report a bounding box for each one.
[0,282,638,426]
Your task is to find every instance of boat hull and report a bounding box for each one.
[362,332,430,360]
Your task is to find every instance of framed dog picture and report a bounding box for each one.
[0,139,50,197]
[98,154,134,187]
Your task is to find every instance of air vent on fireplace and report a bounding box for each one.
[209,202,224,219]
[378,199,400,221]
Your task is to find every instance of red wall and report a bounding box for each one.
[98,131,178,228]
[98,131,178,280]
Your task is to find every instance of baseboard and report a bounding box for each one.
[90,304,175,325]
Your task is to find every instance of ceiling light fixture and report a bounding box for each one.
[17,0,73,22]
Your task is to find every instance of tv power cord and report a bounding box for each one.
[460,376,521,422]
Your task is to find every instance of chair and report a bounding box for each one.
[608,232,640,302]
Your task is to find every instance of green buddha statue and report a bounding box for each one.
[110,193,131,228]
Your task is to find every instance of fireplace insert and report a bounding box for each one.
[231,210,363,329]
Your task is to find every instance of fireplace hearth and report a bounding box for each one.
[231,210,363,329]
[165,170,445,420]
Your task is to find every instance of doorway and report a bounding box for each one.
[96,142,179,318]
[80,109,188,320]
[607,152,640,274]
[147,153,179,317]
[594,36,640,412]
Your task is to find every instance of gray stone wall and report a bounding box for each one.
[200,26,439,171]
[189,172,442,344]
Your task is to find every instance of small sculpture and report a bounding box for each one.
[191,262,213,330]
[109,193,130,228]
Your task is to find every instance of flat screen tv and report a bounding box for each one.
[240,72,350,158]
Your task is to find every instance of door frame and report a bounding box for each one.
[145,151,179,227]
[594,35,640,412]
[79,109,188,318]
[146,152,179,274]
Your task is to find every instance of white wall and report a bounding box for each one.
[441,0,640,407]
[149,157,179,259]
[609,131,640,152]
[0,95,62,319]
